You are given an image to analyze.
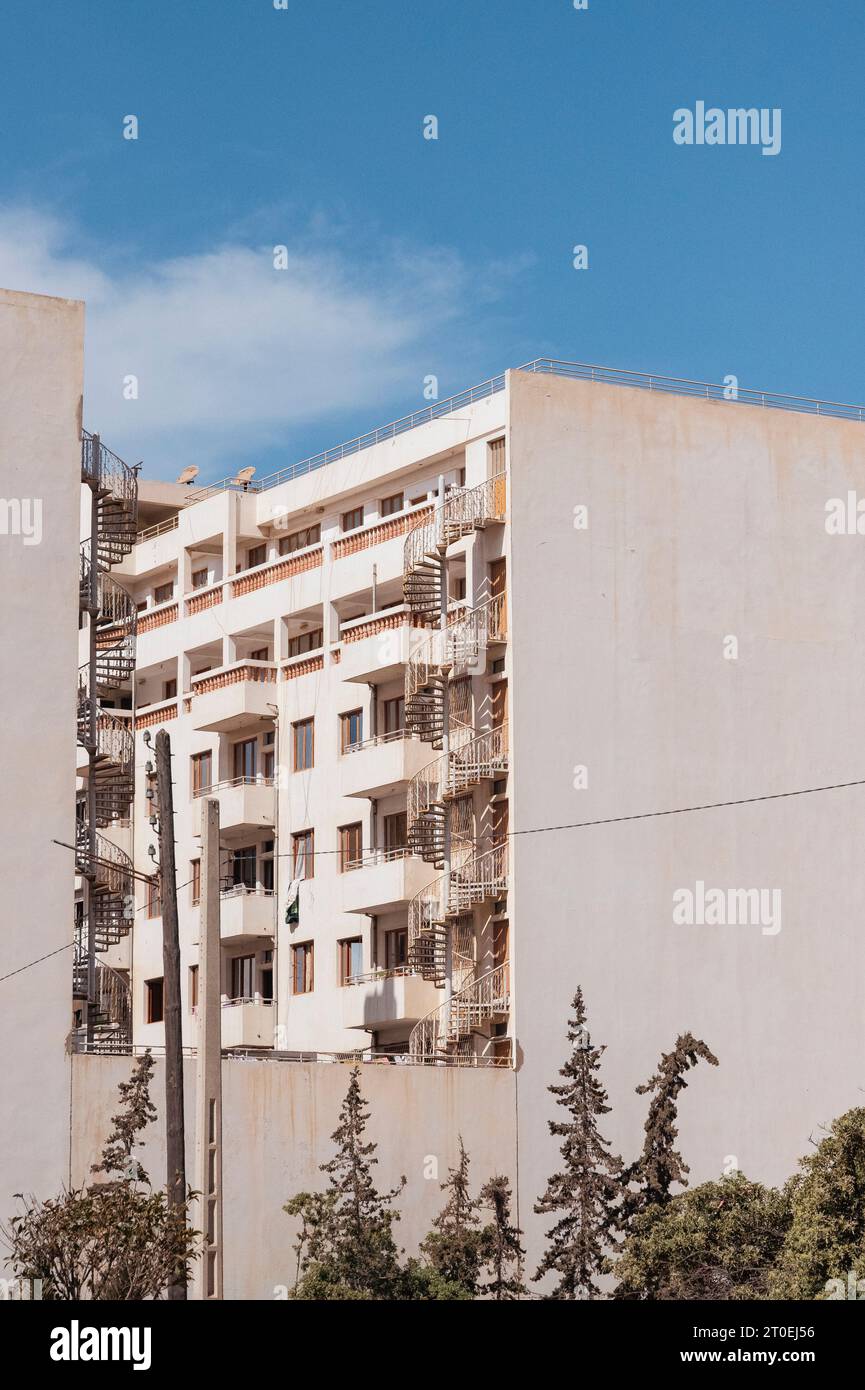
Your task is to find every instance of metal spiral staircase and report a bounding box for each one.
[75,432,138,1050]
[400,471,511,1062]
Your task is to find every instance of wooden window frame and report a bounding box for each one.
[145,977,164,1024]
[380,492,404,517]
[341,505,364,533]
[292,718,314,771]
[338,822,363,873]
[291,942,314,995]
[292,829,314,880]
[340,708,363,753]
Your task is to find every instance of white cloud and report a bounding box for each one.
[0,205,502,478]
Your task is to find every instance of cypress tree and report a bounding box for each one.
[479,1174,526,1300]
[533,987,623,1298]
[420,1135,486,1295]
[621,1032,719,1226]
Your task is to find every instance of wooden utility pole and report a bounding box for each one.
[195,797,224,1298]
[155,728,187,1300]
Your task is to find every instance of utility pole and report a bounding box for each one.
[155,727,187,1300]
[195,797,224,1299]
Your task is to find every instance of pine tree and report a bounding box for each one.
[621,1032,719,1227]
[287,1065,405,1298]
[420,1136,487,1295]
[479,1175,526,1300]
[91,1049,157,1183]
[533,987,623,1299]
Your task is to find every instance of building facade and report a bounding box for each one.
[71,359,865,1281]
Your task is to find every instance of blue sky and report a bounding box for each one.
[1,0,862,480]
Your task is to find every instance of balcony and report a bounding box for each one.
[341,967,442,1031]
[220,997,275,1049]
[341,850,435,914]
[339,732,430,799]
[338,609,427,684]
[193,777,275,836]
[190,661,278,732]
[218,887,276,943]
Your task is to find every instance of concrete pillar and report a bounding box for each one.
[194,798,223,1299]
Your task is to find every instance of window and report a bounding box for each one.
[340,709,363,752]
[146,877,161,919]
[383,812,407,860]
[292,830,314,880]
[453,576,466,601]
[163,678,177,700]
[409,493,427,507]
[233,737,257,781]
[385,928,408,970]
[341,505,364,533]
[145,978,164,1024]
[250,646,269,661]
[191,859,201,906]
[230,955,255,1000]
[292,942,314,994]
[136,600,147,613]
[232,845,257,891]
[338,822,363,872]
[287,628,323,658]
[154,581,173,605]
[382,696,405,736]
[261,950,274,1002]
[189,965,199,1012]
[261,840,274,893]
[191,568,208,590]
[247,543,266,569]
[262,743,275,781]
[279,523,320,555]
[191,750,213,795]
[488,436,506,471]
[380,492,403,517]
[339,938,364,984]
[292,718,314,771]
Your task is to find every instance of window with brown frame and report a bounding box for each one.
[191,567,208,590]
[339,937,364,985]
[380,492,403,517]
[292,718,314,771]
[154,581,173,605]
[488,436,506,472]
[287,628,323,658]
[163,678,177,700]
[230,955,255,1000]
[247,543,266,569]
[233,737,257,781]
[191,859,201,906]
[338,822,363,872]
[341,505,364,533]
[146,877,161,919]
[279,523,320,555]
[145,977,164,1023]
[191,750,213,794]
[340,709,363,752]
[291,942,314,995]
[382,696,404,735]
[383,812,407,860]
[385,927,408,970]
[249,646,269,661]
[292,829,314,879]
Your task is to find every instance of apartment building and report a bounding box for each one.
[73,360,865,1280]
[76,382,512,1064]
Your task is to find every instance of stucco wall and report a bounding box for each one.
[508,368,865,1274]
[70,1053,518,1298]
[0,289,83,1230]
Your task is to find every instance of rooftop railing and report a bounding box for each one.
[145,357,865,516]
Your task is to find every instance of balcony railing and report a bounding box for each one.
[136,516,179,543]
[331,505,434,561]
[231,544,323,598]
[194,775,275,799]
[344,965,416,987]
[137,600,179,634]
[341,728,407,755]
[191,661,278,695]
[185,581,224,616]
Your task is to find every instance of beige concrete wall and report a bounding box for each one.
[70,1053,517,1299]
[0,289,83,1226]
[508,367,865,1276]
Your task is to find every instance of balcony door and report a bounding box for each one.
[233,738,257,782]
